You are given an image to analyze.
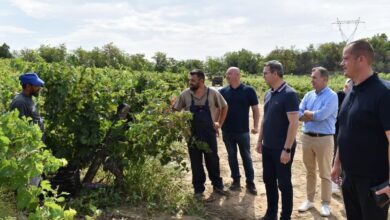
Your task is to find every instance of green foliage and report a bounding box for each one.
[153,52,169,72]
[266,47,298,75]
[0,43,13,59]
[5,33,390,74]
[0,111,75,219]
[369,33,390,73]
[66,186,118,217]
[205,56,225,77]
[18,49,45,63]
[0,59,20,115]
[124,158,205,215]
[0,187,17,218]
[8,58,193,190]
[224,49,263,74]
[38,44,67,63]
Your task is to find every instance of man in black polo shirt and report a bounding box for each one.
[331,39,390,220]
[219,67,260,195]
[257,60,299,220]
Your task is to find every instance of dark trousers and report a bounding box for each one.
[262,146,295,220]
[222,132,255,184]
[342,173,389,220]
[188,137,223,194]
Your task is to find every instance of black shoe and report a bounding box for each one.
[259,215,277,220]
[193,192,204,201]
[213,186,230,196]
[229,180,241,191]
[246,183,257,195]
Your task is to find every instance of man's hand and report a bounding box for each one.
[376,185,390,199]
[331,164,342,185]
[302,110,314,121]
[256,141,263,154]
[214,122,221,136]
[251,127,259,134]
[214,121,221,129]
[280,150,291,164]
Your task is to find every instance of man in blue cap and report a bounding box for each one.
[10,72,45,186]
[10,72,45,132]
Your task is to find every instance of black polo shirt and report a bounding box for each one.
[262,82,299,150]
[338,74,390,178]
[220,84,259,133]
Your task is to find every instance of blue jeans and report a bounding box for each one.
[262,146,295,220]
[222,132,254,184]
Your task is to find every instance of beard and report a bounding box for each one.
[32,91,40,97]
[189,83,199,91]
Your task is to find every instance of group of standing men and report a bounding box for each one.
[10,39,390,220]
[173,39,390,220]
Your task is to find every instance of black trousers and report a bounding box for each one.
[342,173,389,220]
[188,137,223,194]
[262,146,296,220]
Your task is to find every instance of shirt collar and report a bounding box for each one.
[271,82,287,93]
[353,73,378,92]
[190,86,209,98]
[229,83,243,90]
[315,86,329,95]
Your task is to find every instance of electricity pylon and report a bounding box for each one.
[332,18,365,43]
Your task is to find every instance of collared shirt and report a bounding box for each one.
[219,83,258,133]
[263,82,299,149]
[299,87,338,135]
[174,87,227,122]
[338,73,390,178]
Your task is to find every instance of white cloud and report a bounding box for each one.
[0,9,12,16]
[3,0,390,59]
[0,25,34,34]
[9,0,54,18]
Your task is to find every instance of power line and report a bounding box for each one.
[332,18,365,43]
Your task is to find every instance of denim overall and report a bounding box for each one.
[189,88,223,193]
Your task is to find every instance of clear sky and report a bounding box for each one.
[0,0,389,60]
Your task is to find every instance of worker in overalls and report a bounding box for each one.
[174,69,229,198]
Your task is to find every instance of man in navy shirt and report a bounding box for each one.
[298,67,338,217]
[331,39,390,220]
[219,67,260,195]
[257,60,299,220]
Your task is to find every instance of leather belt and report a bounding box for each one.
[304,132,332,137]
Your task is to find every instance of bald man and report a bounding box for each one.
[332,39,390,220]
[219,67,260,195]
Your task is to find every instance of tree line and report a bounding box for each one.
[1,33,389,75]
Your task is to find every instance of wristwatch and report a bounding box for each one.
[283,148,291,153]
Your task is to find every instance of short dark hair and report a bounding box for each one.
[312,66,329,79]
[265,60,284,77]
[190,69,205,80]
[346,39,375,64]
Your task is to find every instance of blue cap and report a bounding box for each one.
[19,72,45,87]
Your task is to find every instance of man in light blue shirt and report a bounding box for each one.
[297,67,338,217]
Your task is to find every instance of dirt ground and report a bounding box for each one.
[178,105,348,220]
